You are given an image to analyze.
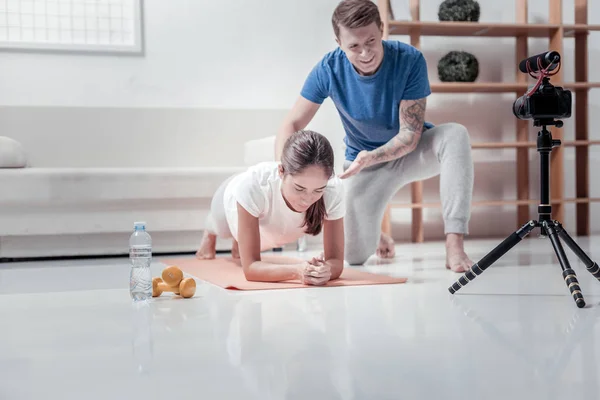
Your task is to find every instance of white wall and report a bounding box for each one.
[1,0,597,109]
[0,0,341,109]
[1,0,599,240]
[0,0,349,171]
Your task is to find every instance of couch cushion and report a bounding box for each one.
[0,167,246,237]
[0,136,27,168]
[0,167,244,204]
[243,136,276,166]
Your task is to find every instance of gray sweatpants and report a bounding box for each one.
[343,122,474,265]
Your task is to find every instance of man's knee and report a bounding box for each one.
[344,248,371,265]
[429,122,472,160]
[344,235,375,265]
[343,213,377,265]
[441,122,470,147]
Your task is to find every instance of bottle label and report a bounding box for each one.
[130,246,151,259]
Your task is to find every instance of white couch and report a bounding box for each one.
[0,166,246,258]
[0,107,289,260]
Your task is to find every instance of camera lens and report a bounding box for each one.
[513,95,529,119]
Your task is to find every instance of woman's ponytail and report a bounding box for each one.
[303,197,327,235]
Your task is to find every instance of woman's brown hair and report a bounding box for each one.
[280,130,335,236]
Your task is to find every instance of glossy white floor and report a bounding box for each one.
[2,234,600,400]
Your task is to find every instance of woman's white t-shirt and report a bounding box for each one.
[223,161,345,251]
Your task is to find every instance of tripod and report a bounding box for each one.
[448,118,600,308]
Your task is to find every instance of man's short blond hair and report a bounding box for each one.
[331,0,383,38]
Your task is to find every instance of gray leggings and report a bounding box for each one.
[343,122,474,265]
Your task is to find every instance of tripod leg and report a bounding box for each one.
[544,221,586,308]
[448,220,537,294]
[552,221,600,282]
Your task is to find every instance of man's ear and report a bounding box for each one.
[278,164,284,177]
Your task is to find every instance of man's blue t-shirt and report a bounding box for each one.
[301,40,433,161]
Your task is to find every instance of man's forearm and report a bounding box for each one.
[369,127,422,164]
[368,97,427,165]
[275,97,321,160]
[275,122,296,161]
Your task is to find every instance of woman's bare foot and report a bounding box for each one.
[196,231,217,259]
[445,233,474,272]
[377,232,396,259]
[231,239,240,259]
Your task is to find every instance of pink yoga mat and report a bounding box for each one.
[160,255,408,290]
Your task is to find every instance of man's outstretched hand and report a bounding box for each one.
[338,150,372,179]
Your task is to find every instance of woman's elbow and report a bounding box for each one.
[330,262,344,280]
[242,264,259,282]
[243,271,262,282]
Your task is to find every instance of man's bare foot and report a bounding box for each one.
[196,231,217,259]
[445,233,474,273]
[377,232,396,259]
[231,239,240,259]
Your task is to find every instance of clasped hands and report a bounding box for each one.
[298,253,331,286]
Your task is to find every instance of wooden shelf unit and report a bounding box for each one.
[430,82,600,92]
[471,140,600,149]
[387,20,600,38]
[390,197,600,209]
[377,0,598,242]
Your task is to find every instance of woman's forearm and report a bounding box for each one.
[244,261,302,282]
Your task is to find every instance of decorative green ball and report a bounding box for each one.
[438,0,481,22]
[438,51,479,82]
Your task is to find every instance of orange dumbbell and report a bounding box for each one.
[152,265,196,298]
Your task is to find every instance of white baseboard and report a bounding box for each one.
[0,231,236,260]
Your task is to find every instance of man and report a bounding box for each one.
[275,0,474,272]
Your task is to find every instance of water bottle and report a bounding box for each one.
[297,235,307,252]
[129,221,152,301]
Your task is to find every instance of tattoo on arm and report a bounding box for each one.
[371,98,427,163]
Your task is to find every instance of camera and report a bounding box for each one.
[512,79,572,120]
[512,50,572,121]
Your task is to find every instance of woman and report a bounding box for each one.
[196,130,345,286]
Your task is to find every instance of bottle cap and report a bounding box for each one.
[134,221,146,230]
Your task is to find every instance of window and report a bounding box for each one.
[0,0,143,54]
